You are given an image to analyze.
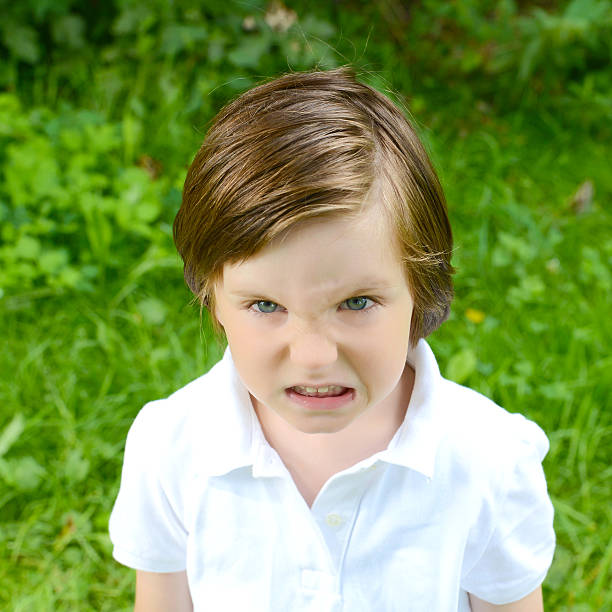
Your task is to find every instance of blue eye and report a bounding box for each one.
[249,296,379,317]
[343,297,370,311]
[253,300,279,314]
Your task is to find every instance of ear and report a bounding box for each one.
[206,288,224,328]
[408,306,416,345]
[215,309,224,328]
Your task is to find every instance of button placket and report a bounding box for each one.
[313,468,378,572]
[325,513,345,528]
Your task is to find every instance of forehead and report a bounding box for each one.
[221,205,405,293]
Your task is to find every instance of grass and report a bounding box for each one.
[1,42,611,612]
[431,114,612,611]
[1,284,224,610]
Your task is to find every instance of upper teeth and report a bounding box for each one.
[295,385,344,393]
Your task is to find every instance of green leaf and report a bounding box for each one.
[508,275,546,304]
[460,48,483,73]
[228,35,272,68]
[299,15,336,39]
[84,123,121,154]
[160,24,208,56]
[138,297,167,326]
[0,414,25,458]
[580,246,611,290]
[0,93,22,121]
[59,128,84,151]
[51,15,86,49]
[112,5,154,35]
[136,201,161,223]
[493,232,537,265]
[57,266,83,288]
[63,448,90,483]
[518,37,542,82]
[446,349,477,384]
[0,456,46,491]
[564,0,609,23]
[14,235,41,260]
[2,24,40,63]
[39,249,69,274]
[5,138,61,203]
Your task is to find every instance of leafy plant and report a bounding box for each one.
[0,94,178,296]
[305,0,612,133]
[1,2,611,610]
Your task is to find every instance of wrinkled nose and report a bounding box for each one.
[289,328,338,371]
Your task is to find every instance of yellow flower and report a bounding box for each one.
[465,308,485,324]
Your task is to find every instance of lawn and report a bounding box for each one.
[1,1,611,609]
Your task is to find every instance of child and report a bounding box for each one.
[109,66,555,611]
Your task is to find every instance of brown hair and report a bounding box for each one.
[173,66,454,347]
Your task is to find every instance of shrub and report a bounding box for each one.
[0,94,178,296]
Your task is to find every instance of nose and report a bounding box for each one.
[289,324,338,371]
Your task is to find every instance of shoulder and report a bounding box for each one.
[125,355,233,474]
[443,384,556,601]
[434,378,550,485]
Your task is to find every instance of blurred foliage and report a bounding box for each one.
[0,1,611,609]
[320,0,612,133]
[384,0,612,113]
[0,0,610,300]
[2,0,610,132]
[0,0,339,160]
[0,94,179,295]
[0,0,341,299]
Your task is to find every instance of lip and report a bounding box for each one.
[285,387,355,411]
[289,383,351,389]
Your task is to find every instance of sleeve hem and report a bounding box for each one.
[112,546,186,573]
[466,570,548,606]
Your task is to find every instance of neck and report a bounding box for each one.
[253,364,415,473]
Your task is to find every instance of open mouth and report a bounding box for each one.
[285,386,355,410]
[290,385,349,398]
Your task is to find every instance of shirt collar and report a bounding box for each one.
[204,339,444,481]
[378,339,444,480]
[197,347,256,477]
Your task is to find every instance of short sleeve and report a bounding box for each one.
[461,417,556,604]
[109,402,188,572]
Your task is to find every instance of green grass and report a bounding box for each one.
[1,284,224,611]
[1,109,610,609]
[433,115,612,611]
[1,2,611,607]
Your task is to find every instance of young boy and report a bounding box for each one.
[109,67,555,611]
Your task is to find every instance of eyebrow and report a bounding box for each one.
[229,280,395,298]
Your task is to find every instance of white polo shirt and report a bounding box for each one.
[109,339,555,611]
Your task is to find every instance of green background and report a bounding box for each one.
[1,1,610,609]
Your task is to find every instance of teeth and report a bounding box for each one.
[293,385,346,397]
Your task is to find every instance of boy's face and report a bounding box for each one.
[213,205,414,435]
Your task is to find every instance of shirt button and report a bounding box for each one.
[325,513,345,527]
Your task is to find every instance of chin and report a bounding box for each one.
[289,415,354,435]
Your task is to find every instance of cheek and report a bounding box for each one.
[370,314,412,368]
[224,318,274,370]
[370,309,411,347]
[353,324,409,379]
